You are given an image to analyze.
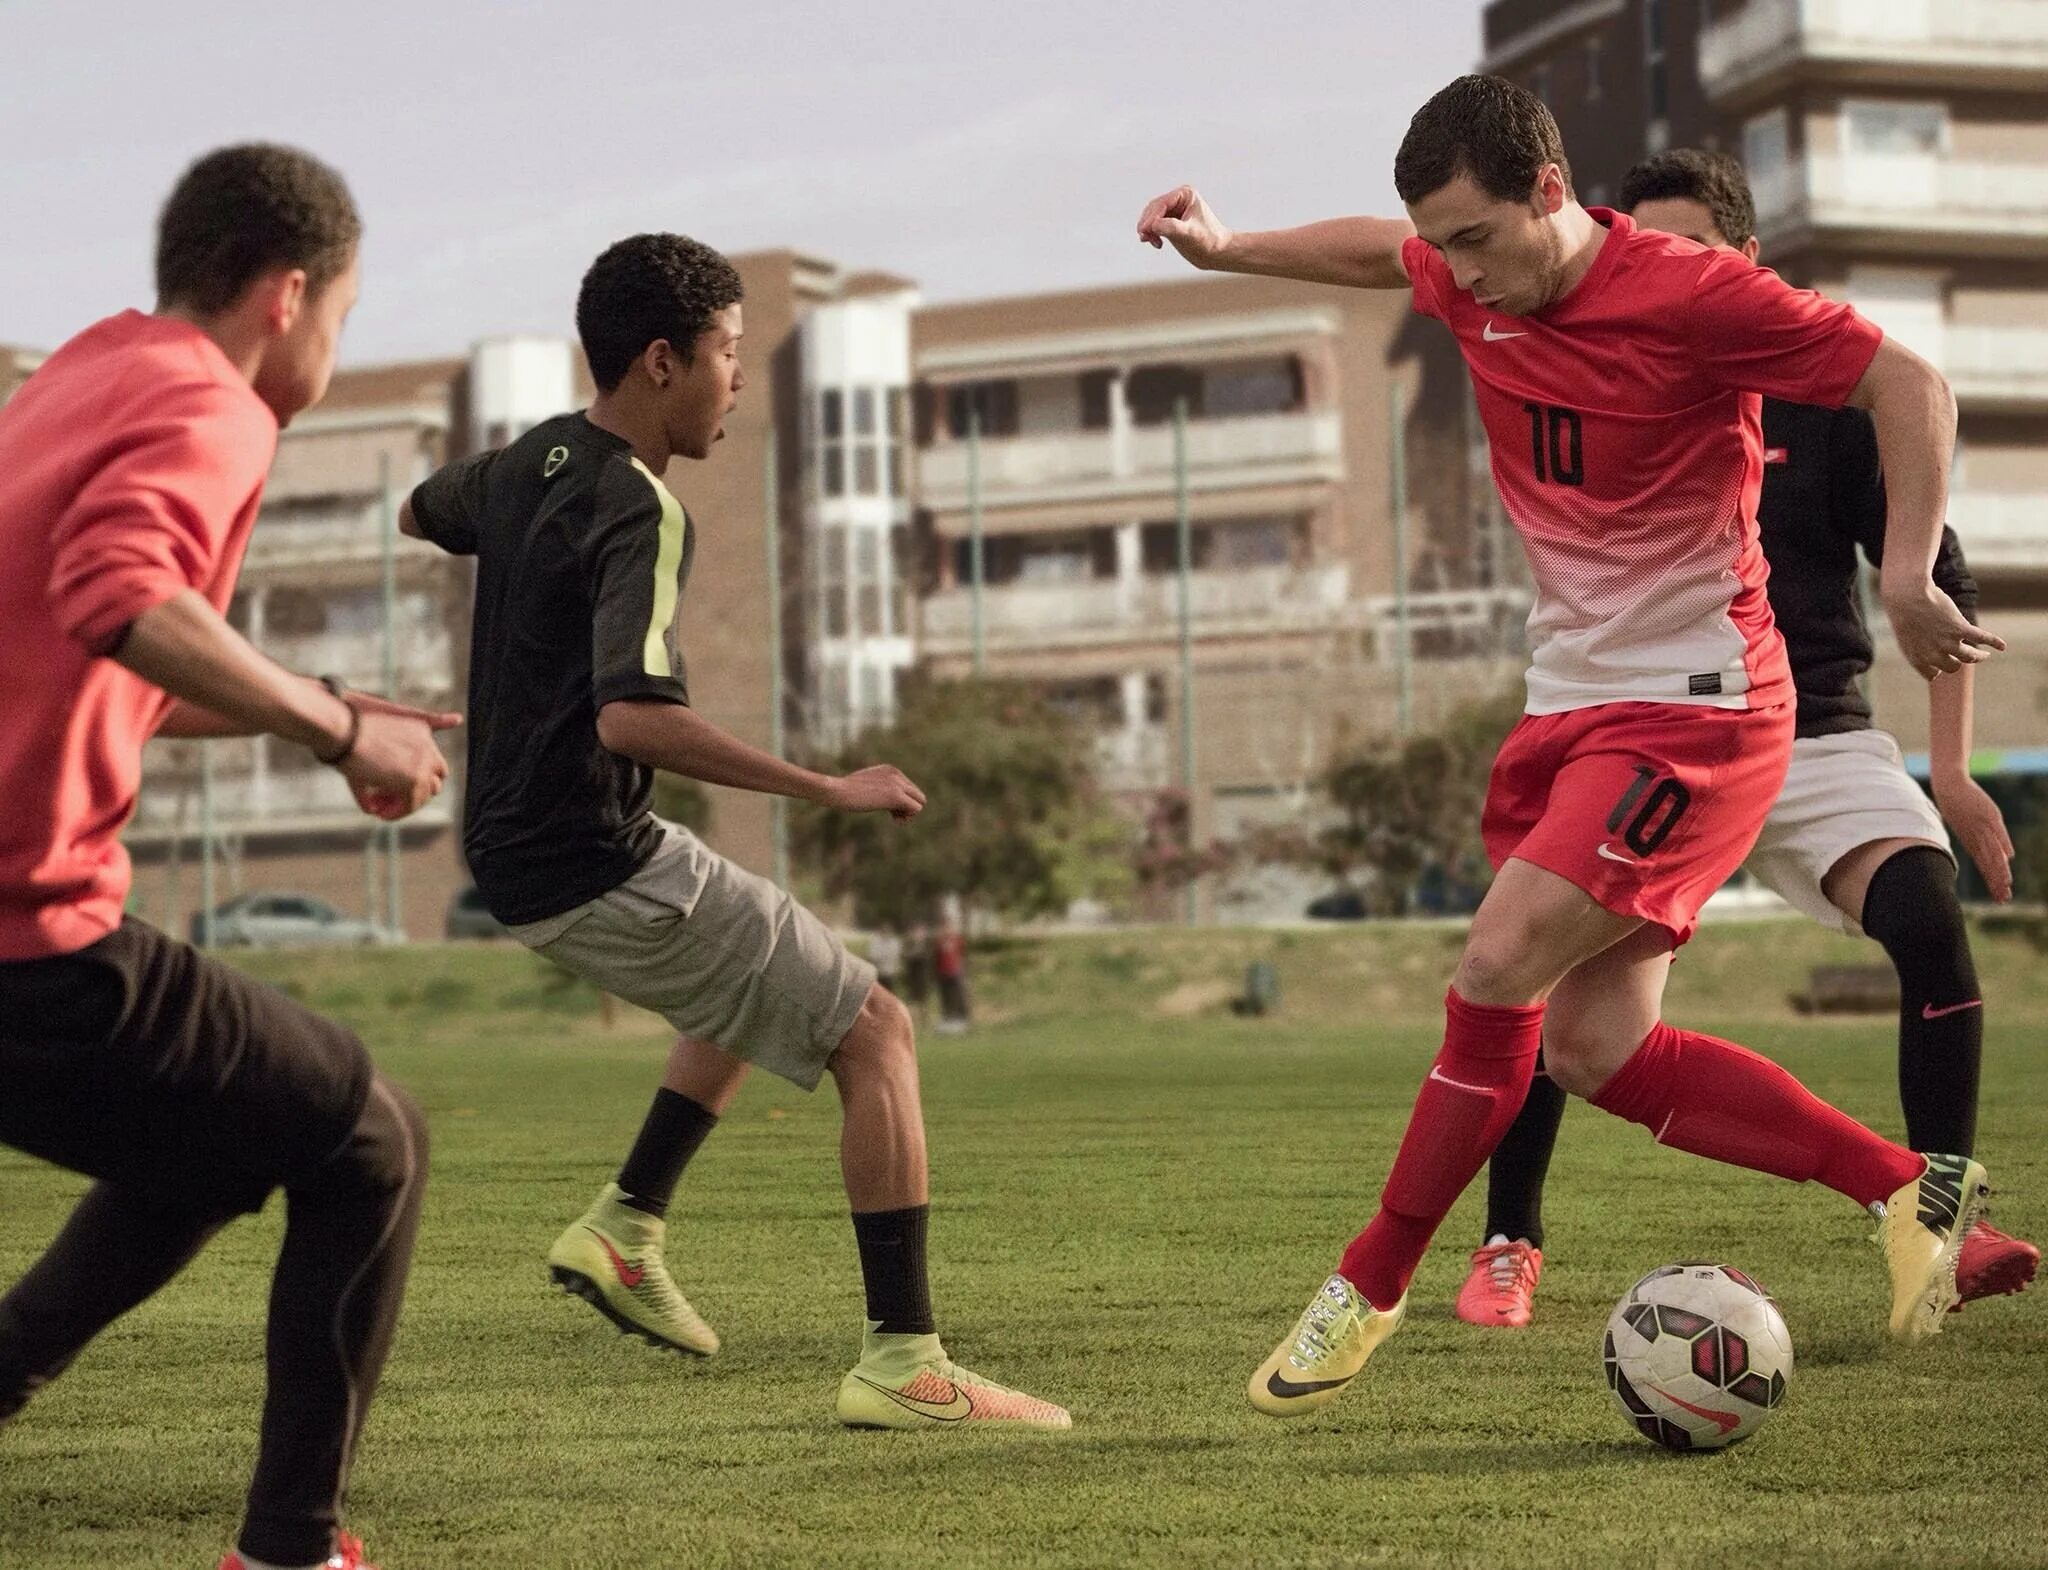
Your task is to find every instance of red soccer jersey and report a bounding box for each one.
[0,311,277,959]
[1402,209,1882,715]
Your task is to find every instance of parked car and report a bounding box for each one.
[1304,889,1369,921]
[190,892,390,949]
[445,884,507,941]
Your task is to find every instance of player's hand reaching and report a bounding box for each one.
[1881,580,2005,679]
[827,764,926,821]
[1137,185,1233,269]
[1934,775,2015,903]
[336,706,456,820]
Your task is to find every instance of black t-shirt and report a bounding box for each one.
[1757,398,1979,739]
[410,412,695,925]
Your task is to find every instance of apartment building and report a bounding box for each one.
[1483,0,2048,755]
[904,273,1528,884]
[0,344,42,405]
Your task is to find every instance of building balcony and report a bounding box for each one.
[128,765,455,842]
[1949,490,2048,571]
[1700,0,2048,104]
[1944,327,2048,411]
[916,409,1343,514]
[1752,156,2048,257]
[243,498,445,571]
[919,563,1352,654]
[256,626,457,690]
[1094,727,1171,793]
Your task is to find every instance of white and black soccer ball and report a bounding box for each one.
[1602,1262,1793,1451]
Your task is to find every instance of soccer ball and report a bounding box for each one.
[1602,1262,1793,1451]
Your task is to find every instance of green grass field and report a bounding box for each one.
[3,921,2045,1570]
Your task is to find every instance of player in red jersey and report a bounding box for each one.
[0,146,452,1568]
[1138,76,2004,1418]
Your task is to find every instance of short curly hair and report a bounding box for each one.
[155,144,361,314]
[576,234,745,393]
[1394,75,1573,205]
[1617,149,1757,247]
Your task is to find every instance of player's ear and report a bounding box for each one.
[1531,166,1567,218]
[643,339,675,391]
[253,267,308,337]
[1742,237,1761,264]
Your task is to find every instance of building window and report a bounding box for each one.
[1585,36,1601,101]
[821,527,848,639]
[819,388,845,498]
[887,388,907,497]
[946,381,1018,438]
[855,530,883,635]
[1644,0,1668,133]
[889,525,912,632]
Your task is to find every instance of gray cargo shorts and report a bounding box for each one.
[506,823,876,1090]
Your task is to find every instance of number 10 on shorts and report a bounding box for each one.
[1607,764,1691,857]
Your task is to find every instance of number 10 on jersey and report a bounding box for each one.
[1523,403,1584,487]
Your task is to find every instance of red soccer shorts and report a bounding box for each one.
[1482,701,1795,947]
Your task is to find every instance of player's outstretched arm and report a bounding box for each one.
[117,588,458,819]
[597,699,926,819]
[1848,339,2004,678]
[1136,184,1415,289]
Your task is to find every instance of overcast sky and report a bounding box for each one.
[0,1,1481,364]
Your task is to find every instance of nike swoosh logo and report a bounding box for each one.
[1596,843,1639,864]
[1428,1065,1492,1095]
[1265,1369,1353,1400]
[852,1374,973,1421]
[1482,321,1527,341]
[1648,1382,1742,1435]
[589,1229,645,1288]
[1922,999,1983,1020]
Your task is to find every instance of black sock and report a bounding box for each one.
[616,1089,719,1217]
[1485,1068,1568,1250]
[851,1205,936,1335]
[1860,845,1981,1156]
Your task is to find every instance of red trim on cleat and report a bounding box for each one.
[1953,1221,2040,1310]
[1455,1239,1543,1328]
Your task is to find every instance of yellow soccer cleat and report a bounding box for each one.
[546,1183,719,1356]
[836,1329,1071,1431]
[1250,1274,1406,1417]
[1878,1153,1992,1344]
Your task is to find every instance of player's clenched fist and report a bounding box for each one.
[1137,185,1233,269]
[339,705,456,819]
[827,764,926,820]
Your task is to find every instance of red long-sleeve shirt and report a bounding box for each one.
[0,311,276,959]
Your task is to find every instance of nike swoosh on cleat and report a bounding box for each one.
[1265,1369,1353,1400]
[588,1229,645,1288]
[1648,1383,1741,1435]
[1922,999,1983,1020]
[852,1374,973,1421]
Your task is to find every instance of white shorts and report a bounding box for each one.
[1744,730,1951,935]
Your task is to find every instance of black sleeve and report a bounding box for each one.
[1832,408,1980,619]
[582,462,691,710]
[1933,526,1980,622]
[1829,406,1888,569]
[407,450,497,557]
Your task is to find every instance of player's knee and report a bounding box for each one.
[1454,934,1543,1007]
[332,1074,430,1203]
[829,985,917,1085]
[1536,1025,1611,1098]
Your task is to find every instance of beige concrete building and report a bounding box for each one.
[904,275,1531,912]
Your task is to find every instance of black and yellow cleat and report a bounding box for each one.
[1878,1153,1992,1344]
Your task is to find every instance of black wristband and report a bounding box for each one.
[312,675,360,767]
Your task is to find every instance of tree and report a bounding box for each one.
[794,675,1122,926]
[1305,686,1524,915]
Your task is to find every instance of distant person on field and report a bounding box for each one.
[403,233,1068,1431]
[934,923,971,1034]
[0,144,451,1570]
[903,919,935,1008]
[868,926,905,996]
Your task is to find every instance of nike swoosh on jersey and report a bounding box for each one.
[853,1374,973,1421]
[1482,321,1527,341]
[1596,843,1640,864]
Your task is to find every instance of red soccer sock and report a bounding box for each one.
[1591,1020,1924,1208]
[1339,989,1545,1310]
